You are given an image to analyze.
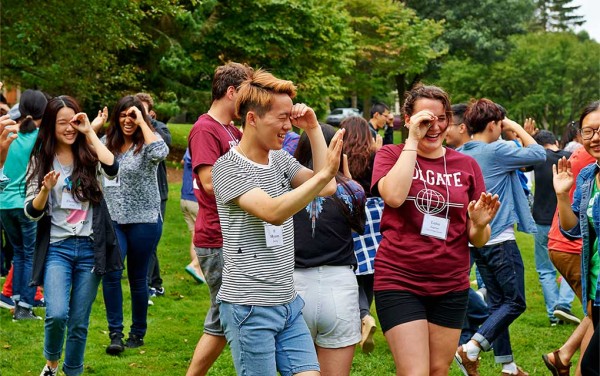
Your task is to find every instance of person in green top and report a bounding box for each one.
[553,100,600,375]
[0,89,47,320]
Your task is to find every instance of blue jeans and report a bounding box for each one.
[102,222,160,337]
[460,288,489,345]
[535,224,575,318]
[0,209,37,308]
[471,240,527,364]
[219,295,319,376]
[44,237,101,376]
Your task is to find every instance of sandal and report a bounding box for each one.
[542,349,571,376]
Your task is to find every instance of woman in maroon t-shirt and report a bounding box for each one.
[371,85,499,375]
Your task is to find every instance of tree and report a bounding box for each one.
[533,0,585,32]
[436,32,600,134]
[1,0,181,111]
[342,0,445,112]
[190,0,355,117]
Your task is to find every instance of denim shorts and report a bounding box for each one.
[294,266,361,348]
[219,295,319,376]
[195,247,224,336]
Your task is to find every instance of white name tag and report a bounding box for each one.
[264,223,284,247]
[103,176,120,187]
[420,214,449,240]
[61,192,83,210]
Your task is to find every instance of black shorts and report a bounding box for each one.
[375,289,469,333]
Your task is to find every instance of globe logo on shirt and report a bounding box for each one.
[414,188,446,215]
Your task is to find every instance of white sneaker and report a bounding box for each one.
[39,364,57,376]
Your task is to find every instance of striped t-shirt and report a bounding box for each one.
[212,148,303,306]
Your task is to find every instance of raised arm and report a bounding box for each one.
[234,129,344,225]
[377,110,434,208]
[70,113,115,166]
[127,106,161,145]
[289,103,336,196]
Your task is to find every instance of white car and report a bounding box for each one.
[326,108,361,126]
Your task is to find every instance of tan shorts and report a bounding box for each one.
[180,199,199,232]
[549,250,582,303]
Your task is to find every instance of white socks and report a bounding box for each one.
[463,341,481,361]
[502,361,518,374]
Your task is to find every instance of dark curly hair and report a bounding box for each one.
[340,116,374,180]
[106,95,154,155]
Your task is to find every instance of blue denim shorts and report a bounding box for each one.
[219,295,319,376]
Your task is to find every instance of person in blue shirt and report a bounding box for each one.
[455,99,546,376]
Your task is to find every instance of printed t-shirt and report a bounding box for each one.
[294,179,365,268]
[371,145,486,295]
[188,114,242,248]
[212,149,303,306]
[587,179,600,300]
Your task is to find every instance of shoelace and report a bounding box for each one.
[42,367,57,376]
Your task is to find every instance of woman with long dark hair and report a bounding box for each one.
[292,123,365,375]
[100,95,168,354]
[340,115,382,353]
[24,95,121,376]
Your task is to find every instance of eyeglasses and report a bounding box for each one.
[580,127,600,140]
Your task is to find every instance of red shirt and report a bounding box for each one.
[188,114,242,248]
[371,145,485,295]
[547,146,595,254]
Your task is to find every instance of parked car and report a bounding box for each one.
[325,107,361,126]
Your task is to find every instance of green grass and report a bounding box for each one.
[0,151,583,375]
[168,123,193,152]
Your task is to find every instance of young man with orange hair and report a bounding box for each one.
[212,69,344,375]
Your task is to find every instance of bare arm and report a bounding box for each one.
[378,110,435,208]
[234,129,344,225]
[502,118,537,147]
[198,165,214,196]
[71,113,115,166]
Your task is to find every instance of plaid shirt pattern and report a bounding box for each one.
[353,197,383,275]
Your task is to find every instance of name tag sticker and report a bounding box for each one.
[421,214,449,240]
[264,223,284,247]
[61,192,83,210]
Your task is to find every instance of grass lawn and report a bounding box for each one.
[0,125,583,375]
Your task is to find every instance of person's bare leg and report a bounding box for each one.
[428,323,461,376]
[316,345,355,376]
[575,316,595,376]
[545,316,591,371]
[295,371,320,376]
[385,320,430,376]
[188,242,204,278]
[186,333,227,376]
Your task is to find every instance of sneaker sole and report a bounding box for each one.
[106,346,124,355]
[0,300,15,310]
[553,310,581,325]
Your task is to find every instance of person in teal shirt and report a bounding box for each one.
[0,89,47,320]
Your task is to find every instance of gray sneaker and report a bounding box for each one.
[13,305,42,321]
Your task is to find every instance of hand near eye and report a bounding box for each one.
[406,110,437,142]
[468,192,500,228]
[290,103,318,131]
[70,113,92,135]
